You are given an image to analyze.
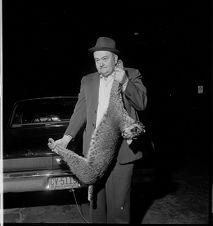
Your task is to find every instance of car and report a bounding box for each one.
[3,96,85,193]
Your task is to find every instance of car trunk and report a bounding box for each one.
[3,122,82,172]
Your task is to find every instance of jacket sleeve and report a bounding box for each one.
[124,69,147,111]
[64,76,87,138]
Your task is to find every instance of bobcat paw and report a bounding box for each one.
[122,122,145,140]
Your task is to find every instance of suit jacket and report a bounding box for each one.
[65,67,147,164]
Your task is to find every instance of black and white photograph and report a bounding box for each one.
[2,0,211,224]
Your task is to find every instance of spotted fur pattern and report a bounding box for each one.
[53,79,145,185]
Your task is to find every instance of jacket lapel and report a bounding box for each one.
[91,73,100,126]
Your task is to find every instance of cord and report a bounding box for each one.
[70,188,90,223]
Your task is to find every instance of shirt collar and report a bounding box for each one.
[99,72,114,81]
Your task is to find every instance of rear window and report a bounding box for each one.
[10,98,77,127]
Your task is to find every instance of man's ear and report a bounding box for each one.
[113,54,118,64]
[117,59,124,69]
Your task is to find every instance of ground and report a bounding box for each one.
[3,150,210,224]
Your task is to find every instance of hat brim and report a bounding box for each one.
[88,47,120,54]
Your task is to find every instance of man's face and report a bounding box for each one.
[93,51,118,77]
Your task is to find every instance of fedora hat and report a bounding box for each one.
[88,37,120,54]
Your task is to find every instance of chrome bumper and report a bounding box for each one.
[4,169,83,193]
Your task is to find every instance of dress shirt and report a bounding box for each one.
[96,74,114,128]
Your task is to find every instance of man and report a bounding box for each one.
[48,37,147,223]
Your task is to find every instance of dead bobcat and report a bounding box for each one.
[52,79,145,185]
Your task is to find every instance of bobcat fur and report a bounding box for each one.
[53,79,145,185]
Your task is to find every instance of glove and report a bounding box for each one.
[48,135,72,150]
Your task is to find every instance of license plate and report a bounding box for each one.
[47,176,81,190]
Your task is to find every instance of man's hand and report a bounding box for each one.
[114,67,128,85]
[48,135,72,150]
[113,60,128,91]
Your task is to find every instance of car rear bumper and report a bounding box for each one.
[4,169,85,193]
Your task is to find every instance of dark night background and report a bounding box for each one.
[3,1,211,158]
